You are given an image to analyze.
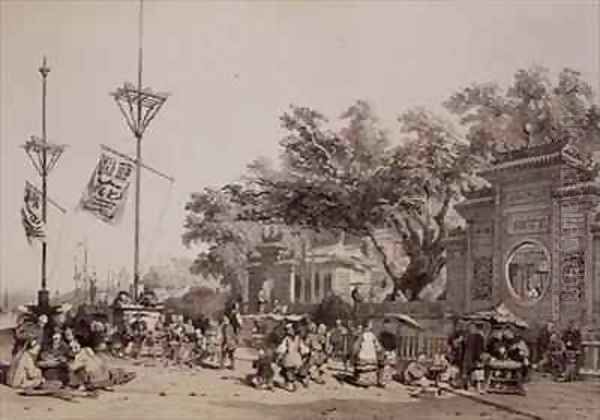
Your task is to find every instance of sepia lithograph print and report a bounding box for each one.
[1,1,599,419]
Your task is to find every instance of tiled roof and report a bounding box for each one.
[492,140,569,164]
[483,141,589,175]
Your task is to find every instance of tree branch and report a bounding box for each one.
[365,225,401,283]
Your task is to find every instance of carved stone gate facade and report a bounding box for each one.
[446,141,600,328]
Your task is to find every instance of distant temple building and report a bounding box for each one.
[246,226,405,312]
[446,141,600,328]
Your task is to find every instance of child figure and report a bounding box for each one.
[251,348,275,390]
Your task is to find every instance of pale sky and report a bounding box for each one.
[1,0,599,301]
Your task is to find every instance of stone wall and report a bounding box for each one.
[495,171,555,327]
[445,233,466,314]
[449,156,600,329]
[593,232,600,321]
[557,198,588,325]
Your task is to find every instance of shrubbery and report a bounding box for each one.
[311,294,354,327]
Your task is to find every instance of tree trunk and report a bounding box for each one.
[388,253,444,301]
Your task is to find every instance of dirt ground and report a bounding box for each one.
[1,354,598,420]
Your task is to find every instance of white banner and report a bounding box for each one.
[79,151,135,224]
[21,181,45,243]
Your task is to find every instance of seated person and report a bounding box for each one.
[404,354,433,392]
[39,332,70,384]
[431,352,459,387]
[40,332,69,363]
[67,340,111,390]
[6,339,45,389]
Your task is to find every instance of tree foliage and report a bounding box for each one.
[230,101,481,300]
[182,186,311,297]
[445,66,600,157]
[182,187,262,297]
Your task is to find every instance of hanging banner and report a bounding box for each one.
[79,151,135,224]
[21,181,45,243]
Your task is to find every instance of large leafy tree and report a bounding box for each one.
[182,187,263,298]
[445,66,600,157]
[232,101,481,300]
[182,185,310,298]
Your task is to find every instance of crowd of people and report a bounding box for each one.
[6,307,135,394]
[249,317,395,392]
[536,320,583,382]
[443,322,531,395]
[3,293,586,399]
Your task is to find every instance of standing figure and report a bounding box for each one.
[352,321,384,388]
[462,323,485,392]
[204,319,221,366]
[447,321,465,370]
[508,330,531,383]
[330,319,348,364]
[536,322,554,370]
[227,301,243,336]
[562,321,582,381]
[305,322,327,384]
[257,288,267,314]
[220,316,237,370]
[351,287,363,315]
[193,328,206,364]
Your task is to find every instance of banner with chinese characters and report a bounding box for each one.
[21,181,45,243]
[79,151,135,224]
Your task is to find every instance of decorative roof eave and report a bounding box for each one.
[481,142,590,179]
[553,181,600,198]
[480,151,563,177]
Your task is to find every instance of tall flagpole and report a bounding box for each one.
[22,58,66,310]
[134,0,144,302]
[111,0,168,302]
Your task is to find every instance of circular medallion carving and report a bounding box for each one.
[506,241,550,305]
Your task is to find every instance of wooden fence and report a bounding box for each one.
[395,334,447,360]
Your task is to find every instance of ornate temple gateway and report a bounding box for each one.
[446,141,600,328]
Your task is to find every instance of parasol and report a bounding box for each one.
[382,312,424,330]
